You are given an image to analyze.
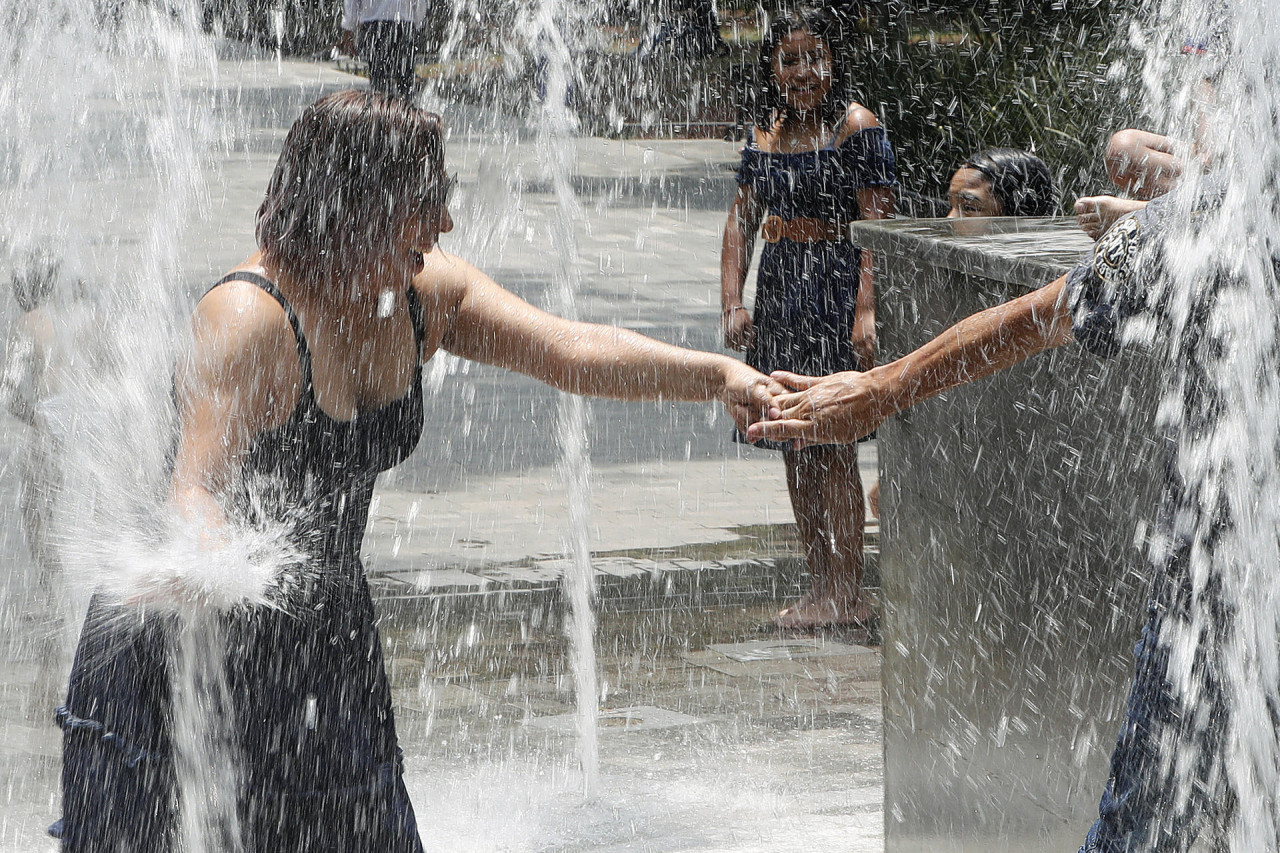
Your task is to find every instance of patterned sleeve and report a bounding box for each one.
[840,126,897,189]
[1065,207,1158,359]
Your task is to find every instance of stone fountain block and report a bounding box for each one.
[852,218,1163,852]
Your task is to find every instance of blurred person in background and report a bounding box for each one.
[340,0,426,99]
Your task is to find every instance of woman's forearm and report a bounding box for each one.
[528,320,732,402]
[442,270,735,402]
[868,274,1073,419]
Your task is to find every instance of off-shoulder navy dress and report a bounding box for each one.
[736,125,896,386]
[55,273,426,852]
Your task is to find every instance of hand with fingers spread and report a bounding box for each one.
[747,369,887,447]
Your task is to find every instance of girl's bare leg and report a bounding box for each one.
[777,444,866,629]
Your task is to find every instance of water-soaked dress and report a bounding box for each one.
[735,125,896,392]
[55,272,426,852]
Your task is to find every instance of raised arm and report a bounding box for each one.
[423,252,775,429]
[721,183,763,351]
[1105,129,1182,200]
[748,274,1074,445]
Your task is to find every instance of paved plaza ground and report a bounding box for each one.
[0,51,884,851]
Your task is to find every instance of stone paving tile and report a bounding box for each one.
[524,704,703,734]
[386,569,490,592]
[683,647,882,682]
[708,638,875,662]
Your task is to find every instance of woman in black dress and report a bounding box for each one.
[56,89,775,852]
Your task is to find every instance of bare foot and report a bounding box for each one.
[774,592,871,630]
[1074,195,1147,240]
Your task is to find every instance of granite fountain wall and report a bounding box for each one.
[855,218,1161,852]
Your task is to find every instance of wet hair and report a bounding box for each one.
[11,249,60,312]
[752,7,851,131]
[256,89,447,283]
[961,148,1058,217]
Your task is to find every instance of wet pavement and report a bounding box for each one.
[0,50,884,851]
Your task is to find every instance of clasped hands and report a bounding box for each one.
[746,368,886,448]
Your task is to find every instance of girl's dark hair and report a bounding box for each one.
[256,89,446,283]
[963,148,1059,216]
[752,7,851,131]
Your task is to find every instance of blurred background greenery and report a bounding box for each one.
[200,0,1142,212]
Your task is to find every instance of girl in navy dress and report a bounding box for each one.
[721,8,895,630]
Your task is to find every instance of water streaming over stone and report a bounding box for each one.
[514,0,603,795]
[1130,0,1280,847]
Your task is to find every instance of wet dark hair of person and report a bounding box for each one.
[256,89,447,284]
[752,7,851,132]
[962,148,1059,217]
[11,249,60,312]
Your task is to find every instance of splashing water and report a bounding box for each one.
[0,1,308,849]
[514,0,603,794]
[1136,0,1280,847]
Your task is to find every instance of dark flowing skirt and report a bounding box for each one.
[54,571,423,853]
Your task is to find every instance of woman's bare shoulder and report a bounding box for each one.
[190,276,297,375]
[751,123,781,153]
[414,248,491,304]
[832,103,882,146]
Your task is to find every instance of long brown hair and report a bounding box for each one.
[256,90,446,284]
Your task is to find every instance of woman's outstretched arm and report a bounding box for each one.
[422,252,778,431]
[747,274,1075,446]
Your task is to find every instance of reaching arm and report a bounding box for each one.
[720,183,763,351]
[426,253,776,430]
[1106,129,1182,200]
[747,274,1075,445]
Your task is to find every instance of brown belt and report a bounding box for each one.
[760,215,852,243]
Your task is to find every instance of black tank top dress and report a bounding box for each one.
[54,273,427,853]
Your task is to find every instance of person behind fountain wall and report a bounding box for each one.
[857,146,1060,517]
[720,7,895,631]
[53,89,778,853]
[340,0,426,100]
[945,148,1058,219]
[1,251,63,612]
[1,251,102,721]
[748,31,1238,853]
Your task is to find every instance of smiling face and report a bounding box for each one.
[947,167,1003,218]
[772,29,833,114]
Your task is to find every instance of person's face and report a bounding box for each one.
[404,171,455,252]
[772,30,833,114]
[946,167,1003,218]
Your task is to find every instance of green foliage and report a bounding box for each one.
[846,1,1144,212]
[202,0,339,54]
